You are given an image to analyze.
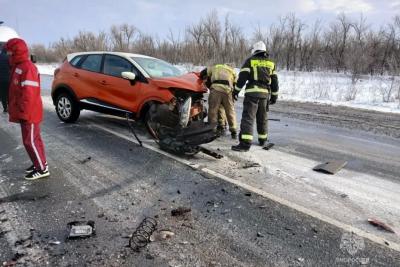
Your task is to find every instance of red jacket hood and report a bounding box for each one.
[150,72,207,93]
[5,38,29,66]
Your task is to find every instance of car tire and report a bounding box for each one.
[55,93,80,123]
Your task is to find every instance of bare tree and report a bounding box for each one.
[110,24,138,52]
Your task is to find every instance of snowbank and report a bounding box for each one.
[278,71,400,114]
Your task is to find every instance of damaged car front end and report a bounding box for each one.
[145,86,217,155]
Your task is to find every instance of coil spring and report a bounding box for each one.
[129,217,157,251]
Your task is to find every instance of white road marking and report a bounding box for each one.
[91,122,400,253]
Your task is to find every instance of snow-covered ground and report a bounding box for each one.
[278,70,400,114]
[37,63,400,113]
[36,63,58,76]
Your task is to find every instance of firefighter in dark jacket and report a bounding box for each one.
[231,41,279,152]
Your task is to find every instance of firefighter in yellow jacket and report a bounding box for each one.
[200,64,237,139]
[232,41,279,152]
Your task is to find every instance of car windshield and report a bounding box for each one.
[131,57,183,78]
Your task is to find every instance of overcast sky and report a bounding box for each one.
[1,0,400,45]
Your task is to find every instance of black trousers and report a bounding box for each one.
[0,81,8,112]
[239,95,269,145]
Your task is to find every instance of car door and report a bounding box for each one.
[98,54,143,112]
[74,54,104,99]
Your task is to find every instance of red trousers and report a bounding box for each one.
[20,122,47,171]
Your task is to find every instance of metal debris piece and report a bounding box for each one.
[2,260,17,267]
[150,230,175,242]
[79,157,91,164]
[199,146,223,159]
[171,207,191,216]
[145,254,155,260]
[67,221,95,238]
[263,143,275,151]
[242,162,261,169]
[368,218,396,233]
[125,113,143,147]
[129,217,157,251]
[313,160,347,175]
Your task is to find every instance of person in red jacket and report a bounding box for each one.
[5,38,49,180]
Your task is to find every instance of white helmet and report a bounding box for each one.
[251,41,266,55]
[0,25,19,43]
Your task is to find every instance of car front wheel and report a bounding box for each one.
[55,93,80,123]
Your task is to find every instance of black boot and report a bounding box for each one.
[216,125,226,137]
[231,142,250,152]
[259,139,266,146]
[231,131,237,139]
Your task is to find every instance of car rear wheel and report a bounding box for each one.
[56,93,80,123]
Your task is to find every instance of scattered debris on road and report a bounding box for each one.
[313,160,347,174]
[2,260,17,267]
[171,207,192,217]
[368,218,396,234]
[263,143,275,150]
[129,217,157,251]
[199,146,223,159]
[150,230,175,242]
[67,220,95,238]
[257,232,265,238]
[244,192,252,197]
[242,162,261,169]
[79,157,92,164]
[49,240,61,245]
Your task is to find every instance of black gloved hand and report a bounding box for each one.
[232,90,239,101]
[270,95,277,105]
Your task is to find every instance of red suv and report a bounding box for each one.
[51,52,216,153]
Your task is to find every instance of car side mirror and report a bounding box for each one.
[121,71,136,81]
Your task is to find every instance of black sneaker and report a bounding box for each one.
[25,165,35,174]
[25,169,50,180]
[25,162,48,173]
[231,143,250,152]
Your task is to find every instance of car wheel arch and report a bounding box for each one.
[138,100,164,122]
[52,84,78,106]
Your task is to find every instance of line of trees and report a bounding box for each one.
[31,11,400,76]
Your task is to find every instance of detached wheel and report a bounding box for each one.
[55,93,80,123]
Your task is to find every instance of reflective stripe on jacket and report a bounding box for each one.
[6,38,43,123]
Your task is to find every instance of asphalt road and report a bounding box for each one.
[0,75,399,266]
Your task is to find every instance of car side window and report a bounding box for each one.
[103,55,136,78]
[80,55,103,73]
[70,56,83,67]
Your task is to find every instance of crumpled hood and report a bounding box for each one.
[150,72,206,93]
[5,38,29,66]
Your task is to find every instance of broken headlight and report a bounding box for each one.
[179,97,192,128]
